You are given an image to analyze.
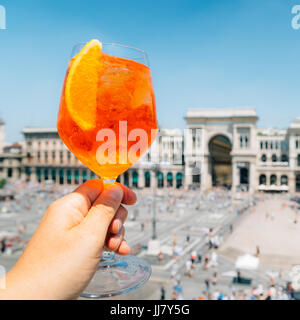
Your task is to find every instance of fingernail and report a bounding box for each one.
[115,219,123,232]
[112,235,121,248]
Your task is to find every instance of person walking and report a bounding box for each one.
[191,250,197,264]
[185,259,192,278]
[204,277,210,292]
[212,272,218,285]
[0,238,6,254]
[197,250,202,263]
[256,245,260,257]
[160,286,165,300]
[204,253,210,270]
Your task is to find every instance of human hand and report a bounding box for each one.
[0,180,136,300]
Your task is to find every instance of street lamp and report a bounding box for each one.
[151,163,160,240]
[140,160,161,255]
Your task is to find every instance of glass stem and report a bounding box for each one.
[103,179,116,184]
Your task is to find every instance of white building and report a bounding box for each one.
[184,108,300,193]
[0,127,185,189]
[0,109,300,193]
[184,108,258,192]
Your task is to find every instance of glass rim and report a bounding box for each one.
[71,42,150,66]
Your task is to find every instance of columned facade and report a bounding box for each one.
[185,108,258,193]
[1,112,300,193]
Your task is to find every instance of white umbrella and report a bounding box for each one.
[235,254,259,270]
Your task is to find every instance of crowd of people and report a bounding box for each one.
[0,181,299,300]
[164,192,298,301]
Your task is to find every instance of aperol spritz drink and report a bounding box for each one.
[57,41,157,180]
[57,40,157,298]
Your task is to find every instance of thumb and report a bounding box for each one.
[80,184,123,239]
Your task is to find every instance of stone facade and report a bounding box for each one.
[185,108,300,194]
[0,108,300,193]
[0,127,184,189]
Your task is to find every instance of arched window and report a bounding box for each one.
[297,154,300,166]
[123,172,129,187]
[265,141,268,149]
[132,171,138,188]
[259,174,266,185]
[261,154,267,162]
[7,168,12,178]
[82,170,87,183]
[67,169,72,184]
[167,172,173,187]
[25,167,31,180]
[270,175,277,185]
[51,169,56,182]
[240,136,243,148]
[74,169,79,184]
[176,172,183,189]
[37,168,42,183]
[260,142,263,150]
[59,169,64,185]
[280,175,288,186]
[44,168,49,181]
[145,171,151,188]
[281,154,288,162]
[245,136,249,148]
[157,171,164,189]
[271,154,277,162]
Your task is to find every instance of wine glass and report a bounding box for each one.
[57,42,158,298]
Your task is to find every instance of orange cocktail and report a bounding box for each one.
[57,40,157,180]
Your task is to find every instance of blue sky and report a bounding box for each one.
[0,0,300,142]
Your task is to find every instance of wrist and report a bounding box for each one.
[0,264,51,300]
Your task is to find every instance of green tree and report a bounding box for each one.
[0,179,6,189]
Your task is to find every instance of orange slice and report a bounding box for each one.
[65,39,102,130]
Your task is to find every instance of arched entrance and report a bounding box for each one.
[209,135,232,187]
